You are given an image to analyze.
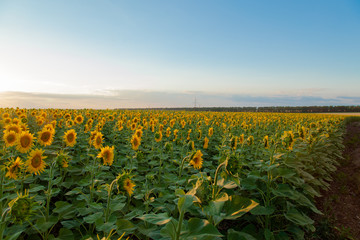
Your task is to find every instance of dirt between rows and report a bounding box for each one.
[315,121,360,239]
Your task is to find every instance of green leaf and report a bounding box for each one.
[84,212,103,224]
[61,220,80,229]
[177,194,194,213]
[116,219,136,234]
[227,229,257,240]
[284,208,314,226]
[184,218,223,239]
[250,205,275,215]
[58,228,74,240]
[223,196,258,220]
[138,212,172,225]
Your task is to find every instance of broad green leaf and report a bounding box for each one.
[184,218,223,239]
[227,229,257,240]
[177,195,194,213]
[223,196,259,220]
[84,212,103,224]
[250,205,275,215]
[284,208,314,226]
[138,212,172,225]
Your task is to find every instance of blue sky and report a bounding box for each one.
[0,0,359,108]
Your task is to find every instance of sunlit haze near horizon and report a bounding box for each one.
[0,1,359,108]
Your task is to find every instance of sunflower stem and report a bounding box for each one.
[105,179,117,222]
[0,208,10,240]
[45,161,56,222]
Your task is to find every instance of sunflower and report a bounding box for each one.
[63,129,77,147]
[2,112,10,119]
[123,178,136,196]
[37,129,54,146]
[97,146,115,166]
[5,124,21,134]
[135,129,143,138]
[8,190,36,224]
[190,150,203,170]
[74,114,84,124]
[263,135,269,149]
[203,137,209,149]
[208,127,214,137]
[155,131,162,142]
[16,131,35,153]
[131,135,141,150]
[93,131,103,149]
[3,130,18,147]
[131,122,137,131]
[5,157,23,179]
[4,117,12,125]
[26,148,47,175]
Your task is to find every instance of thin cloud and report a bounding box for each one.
[0,90,359,109]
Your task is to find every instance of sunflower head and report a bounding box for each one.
[263,135,270,149]
[16,131,35,153]
[97,146,115,166]
[37,129,54,146]
[5,124,21,134]
[203,137,209,149]
[26,148,47,175]
[208,127,214,137]
[131,135,141,151]
[93,131,103,149]
[63,129,77,147]
[116,171,136,196]
[74,115,84,124]
[190,150,203,170]
[155,131,162,142]
[3,130,18,148]
[5,157,24,180]
[56,150,71,168]
[8,190,36,224]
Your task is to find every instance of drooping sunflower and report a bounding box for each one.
[37,129,54,146]
[97,146,115,166]
[26,148,47,175]
[5,157,24,180]
[93,131,103,149]
[123,178,136,196]
[8,190,36,224]
[16,131,35,153]
[131,135,141,151]
[63,129,77,147]
[263,135,270,149]
[3,130,18,148]
[190,150,203,170]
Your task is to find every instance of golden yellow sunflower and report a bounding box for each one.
[5,157,23,180]
[4,124,21,134]
[123,178,136,196]
[2,112,10,119]
[155,131,162,142]
[37,129,54,146]
[4,117,12,125]
[16,131,35,153]
[190,150,203,170]
[26,148,47,175]
[131,122,137,131]
[135,129,143,139]
[3,130,18,148]
[97,146,115,166]
[74,114,84,124]
[93,131,103,149]
[131,135,141,150]
[63,129,77,147]
[208,127,214,137]
[203,137,209,149]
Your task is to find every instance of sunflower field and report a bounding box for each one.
[0,108,345,240]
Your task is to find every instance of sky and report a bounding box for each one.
[0,0,359,109]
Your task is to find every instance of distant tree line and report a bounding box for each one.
[126,106,360,113]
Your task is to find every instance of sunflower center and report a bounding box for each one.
[41,132,51,142]
[31,155,42,168]
[20,136,31,147]
[96,137,101,145]
[103,151,110,160]
[67,133,74,142]
[7,134,16,143]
